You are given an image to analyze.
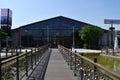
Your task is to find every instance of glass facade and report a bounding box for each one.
[18,16,86,48]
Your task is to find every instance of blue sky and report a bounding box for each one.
[0,0,120,30]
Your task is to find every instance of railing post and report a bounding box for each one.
[20,46,21,54]
[74,50,77,76]
[38,48,40,61]
[37,48,39,62]
[0,53,2,80]
[80,53,83,80]
[39,48,41,61]
[35,48,37,65]
[101,48,102,54]
[68,51,70,65]
[31,49,33,69]
[6,48,8,57]
[15,47,18,55]
[16,48,19,80]
[70,51,73,70]
[93,58,97,80]
[70,48,73,70]
[66,51,69,63]
[25,50,28,76]
[11,47,13,56]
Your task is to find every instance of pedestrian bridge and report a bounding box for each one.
[0,45,120,80]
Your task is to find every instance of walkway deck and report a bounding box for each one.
[45,49,77,80]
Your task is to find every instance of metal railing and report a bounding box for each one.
[101,47,120,56]
[58,45,120,80]
[0,44,49,80]
[1,47,22,59]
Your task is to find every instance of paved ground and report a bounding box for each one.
[45,49,77,80]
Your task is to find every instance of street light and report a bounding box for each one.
[19,28,21,47]
[24,30,28,47]
[47,26,49,43]
[72,26,75,50]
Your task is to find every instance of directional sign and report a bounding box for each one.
[104,19,120,24]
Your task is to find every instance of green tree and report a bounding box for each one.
[0,29,7,50]
[79,25,104,49]
[0,29,7,41]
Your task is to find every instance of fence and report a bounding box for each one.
[1,47,22,59]
[58,45,120,80]
[0,44,49,80]
[101,47,120,56]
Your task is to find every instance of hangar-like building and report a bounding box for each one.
[11,16,106,48]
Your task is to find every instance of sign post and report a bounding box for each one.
[104,19,120,55]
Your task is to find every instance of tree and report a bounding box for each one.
[0,29,7,50]
[0,29,7,41]
[79,25,104,49]
[74,31,83,48]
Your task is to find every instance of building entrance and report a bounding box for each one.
[56,36,64,46]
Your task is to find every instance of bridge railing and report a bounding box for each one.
[58,45,120,80]
[1,47,22,59]
[0,44,49,80]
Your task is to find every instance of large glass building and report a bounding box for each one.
[11,16,104,48]
[0,8,12,35]
[0,8,12,47]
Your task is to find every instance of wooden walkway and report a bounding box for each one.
[44,49,77,80]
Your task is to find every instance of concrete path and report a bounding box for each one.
[45,49,77,80]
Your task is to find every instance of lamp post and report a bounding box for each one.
[19,28,21,47]
[47,26,49,43]
[72,26,75,50]
[24,30,28,47]
[0,23,1,52]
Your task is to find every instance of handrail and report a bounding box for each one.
[74,53,120,79]
[58,45,120,79]
[0,44,49,80]
[1,44,48,64]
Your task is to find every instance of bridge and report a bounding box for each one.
[0,45,120,80]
